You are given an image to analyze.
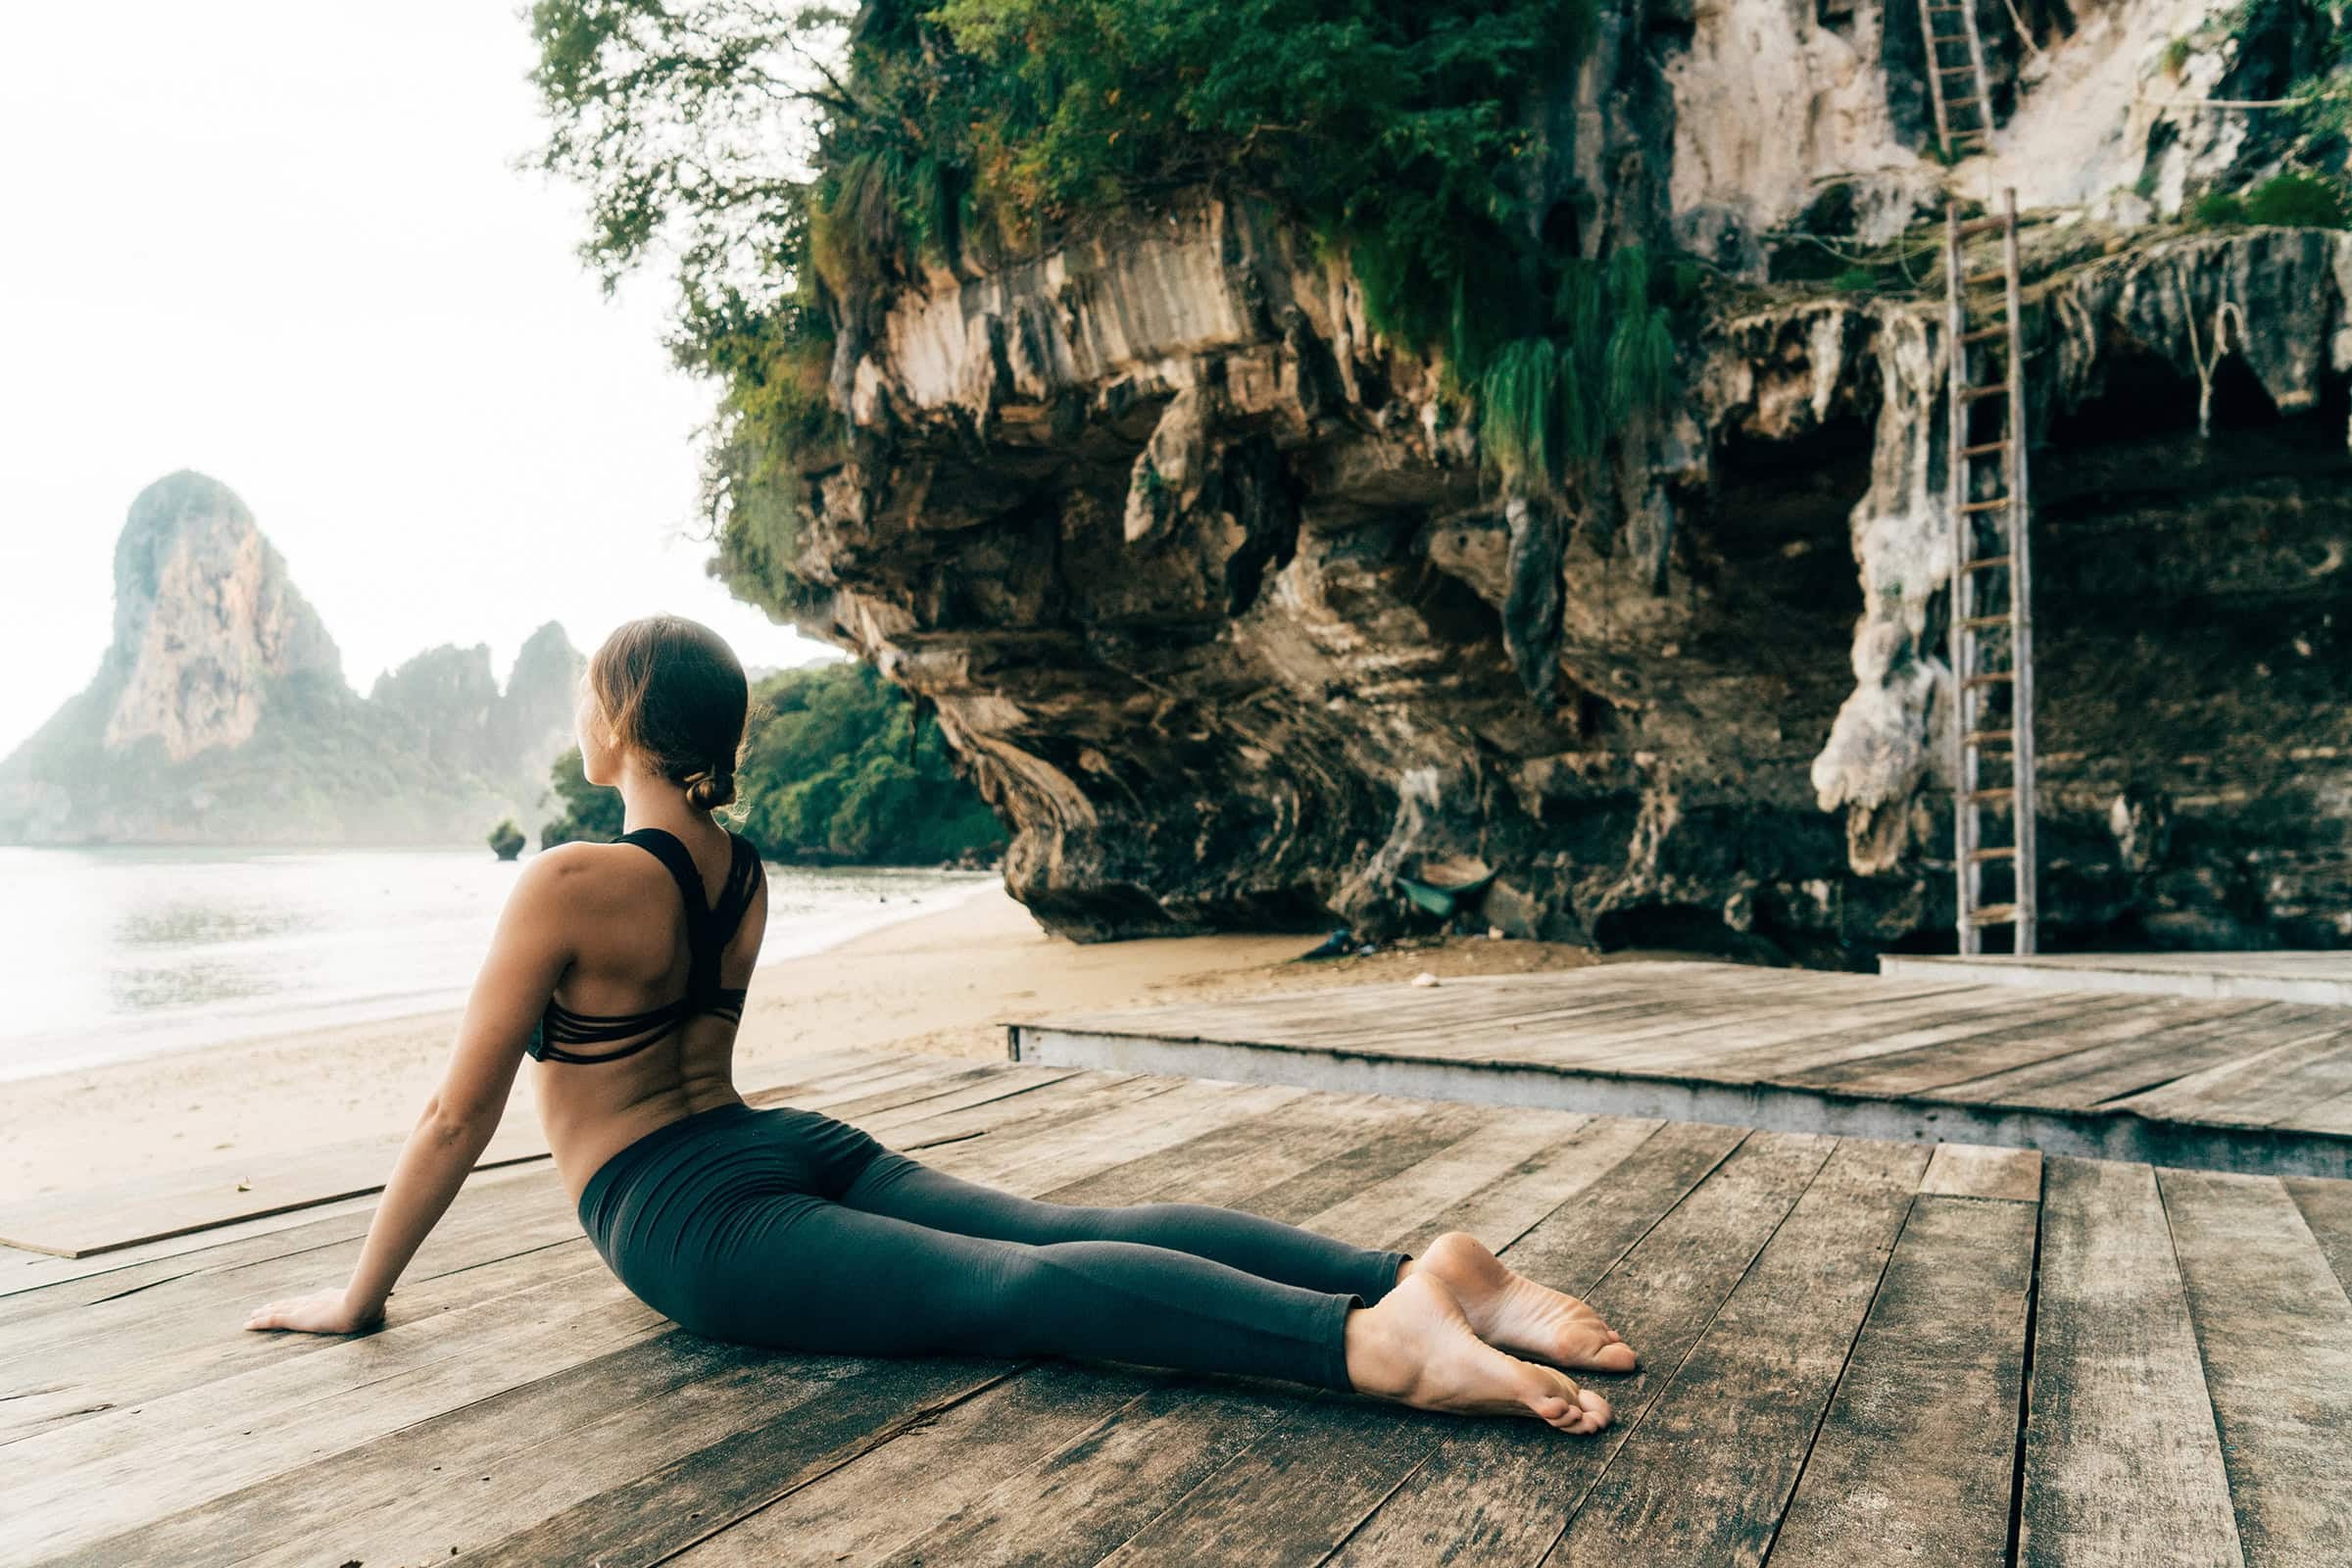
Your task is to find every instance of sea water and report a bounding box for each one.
[0,845,993,1080]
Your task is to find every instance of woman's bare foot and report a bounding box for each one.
[1345,1271,1611,1434]
[1404,1231,1639,1374]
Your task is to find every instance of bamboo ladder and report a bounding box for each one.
[1942,187,2037,955]
[1917,0,1996,156]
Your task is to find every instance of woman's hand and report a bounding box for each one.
[243,1287,385,1336]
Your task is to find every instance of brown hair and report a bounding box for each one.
[586,615,749,811]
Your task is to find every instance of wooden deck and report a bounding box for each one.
[1883,950,2352,1005]
[1010,961,2352,1179]
[9,1048,2351,1566]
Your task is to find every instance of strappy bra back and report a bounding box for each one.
[527,826,765,1065]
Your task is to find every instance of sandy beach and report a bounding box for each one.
[1,887,1645,1200]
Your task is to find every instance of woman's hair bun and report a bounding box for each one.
[682,768,736,811]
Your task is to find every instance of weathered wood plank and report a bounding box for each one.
[1920,1141,2042,1201]
[0,1178,592,1443]
[462,1355,1017,1568]
[1544,1138,1932,1565]
[0,1278,664,1564]
[0,1187,396,1312]
[2158,1166,2352,1565]
[2109,1036,2352,1130]
[0,1120,552,1259]
[1035,1090,1436,1210]
[875,1066,1182,1152]
[1733,989,2159,1084]
[1530,981,1995,1067]
[1682,989,2141,1086]
[1389,1114,1667,1262]
[2286,1175,2352,1297]
[1796,998,2227,1098]
[54,1337,892,1568]
[1323,1130,1834,1566]
[1235,1099,1507,1225]
[1766,1191,2038,1565]
[2018,1156,2243,1568]
[1286,1104,1596,1248]
[870,1378,1301,1568]
[660,1364,1164,1567]
[2289,1083,2352,1134]
[1936,1004,2336,1109]
[924,1076,1311,1192]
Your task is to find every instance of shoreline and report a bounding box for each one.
[0,863,999,1087]
[0,888,1641,1200]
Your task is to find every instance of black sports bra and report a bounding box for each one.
[525,826,765,1065]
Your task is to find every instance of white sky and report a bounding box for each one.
[0,2,839,759]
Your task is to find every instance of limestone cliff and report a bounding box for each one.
[0,473,586,847]
[96,471,342,761]
[737,1,2352,954]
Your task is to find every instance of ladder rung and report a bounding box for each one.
[1966,727,2016,745]
[1962,671,2016,688]
[1965,902,2023,923]
[1947,95,1985,108]
[1960,439,2011,457]
[1959,613,2011,630]
[1960,324,2008,344]
[1937,64,1977,74]
[1961,383,2009,402]
[1953,218,2010,240]
[1969,847,2019,861]
[1931,32,1970,43]
[1952,128,1990,141]
[1959,494,2013,513]
[1963,269,2007,287]
[1966,786,2017,802]
[1964,555,2014,572]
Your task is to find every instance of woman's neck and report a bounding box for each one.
[615,761,715,839]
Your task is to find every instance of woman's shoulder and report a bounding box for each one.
[519,838,666,906]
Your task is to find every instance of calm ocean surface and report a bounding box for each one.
[0,845,994,1081]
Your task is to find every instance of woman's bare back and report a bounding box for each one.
[529,818,767,1202]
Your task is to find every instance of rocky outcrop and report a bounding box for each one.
[746,1,2352,954]
[97,472,341,761]
[0,474,585,847]
[770,193,2352,954]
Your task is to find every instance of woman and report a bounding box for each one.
[245,615,1635,1434]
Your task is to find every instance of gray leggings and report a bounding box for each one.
[576,1101,1412,1393]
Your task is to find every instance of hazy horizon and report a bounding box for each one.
[0,2,838,760]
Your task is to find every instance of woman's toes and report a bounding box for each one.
[1591,1340,1639,1372]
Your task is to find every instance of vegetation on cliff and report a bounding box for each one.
[528,0,1681,615]
[540,660,1004,863]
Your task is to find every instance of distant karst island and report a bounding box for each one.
[0,470,584,847]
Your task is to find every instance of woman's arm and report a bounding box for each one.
[244,852,578,1335]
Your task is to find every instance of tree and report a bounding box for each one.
[539,748,625,849]
[524,0,1660,621]
[488,817,528,860]
[740,662,1004,862]
[530,664,1006,863]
